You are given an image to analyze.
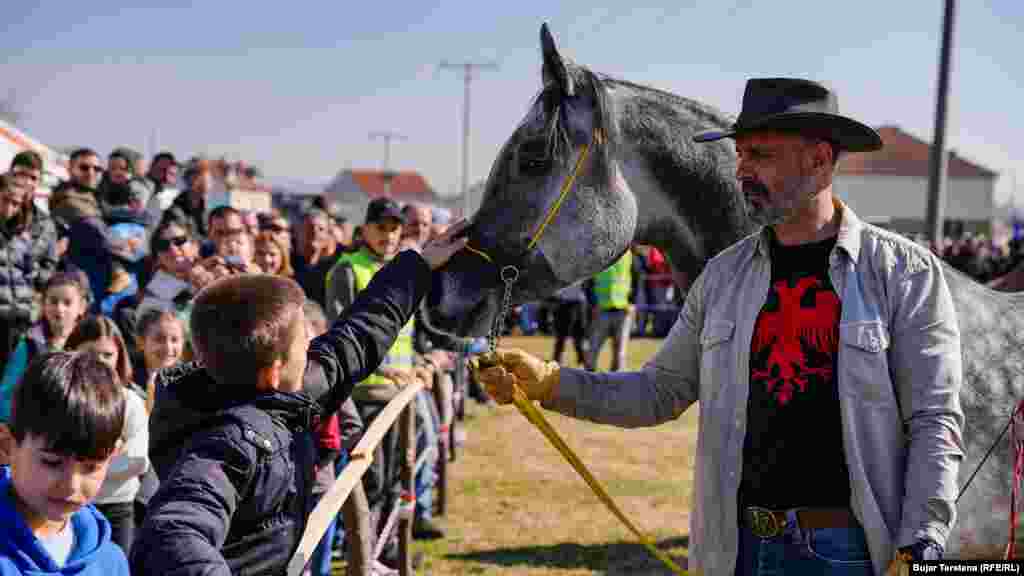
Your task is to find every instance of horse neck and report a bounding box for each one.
[604,81,752,284]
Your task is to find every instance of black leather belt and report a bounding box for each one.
[742,507,855,539]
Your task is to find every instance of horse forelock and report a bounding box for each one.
[513,62,617,185]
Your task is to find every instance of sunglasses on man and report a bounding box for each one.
[77,164,104,173]
[154,235,190,252]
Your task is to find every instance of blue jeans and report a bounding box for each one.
[735,512,873,575]
[310,492,338,576]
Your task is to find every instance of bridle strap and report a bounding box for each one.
[465,130,602,266]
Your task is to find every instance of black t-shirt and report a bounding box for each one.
[739,232,851,510]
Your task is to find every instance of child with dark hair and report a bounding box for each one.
[0,352,130,574]
[131,221,467,575]
[133,308,185,413]
[65,317,149,555]
[0,270,91,423]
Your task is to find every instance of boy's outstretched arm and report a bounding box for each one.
[130,432,253,576]
[305,221,468,415]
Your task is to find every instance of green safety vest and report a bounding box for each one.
[331,248,415,387]
[594,251,632,310]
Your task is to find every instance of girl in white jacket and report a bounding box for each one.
[66,315,149,555]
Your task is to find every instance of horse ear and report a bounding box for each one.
[540,23,574,98]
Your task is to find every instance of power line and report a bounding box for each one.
[439,60,498,217]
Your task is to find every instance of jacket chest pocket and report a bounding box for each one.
[839,321,894,405]
[700,321,735,402]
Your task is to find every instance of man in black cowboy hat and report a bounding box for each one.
[474,78,962,575]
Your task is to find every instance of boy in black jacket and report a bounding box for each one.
[129,221,467,576]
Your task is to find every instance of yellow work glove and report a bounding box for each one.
[471,348,560,405]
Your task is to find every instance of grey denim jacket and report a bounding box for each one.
[549,199,965,575]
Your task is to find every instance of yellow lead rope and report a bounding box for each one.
[509,384,690,575]
[465,130,600,263]
[462,128,686,573]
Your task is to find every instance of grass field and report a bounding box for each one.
[405,336,698,575]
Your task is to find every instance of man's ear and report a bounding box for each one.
[811,140,834,173]
[256,359,283,392]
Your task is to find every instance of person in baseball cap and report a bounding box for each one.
[359,197,406,263]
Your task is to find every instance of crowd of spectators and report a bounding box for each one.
[0,146,482,575]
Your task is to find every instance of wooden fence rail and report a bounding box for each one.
[287,379,425,576]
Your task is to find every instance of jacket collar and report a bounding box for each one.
[755,197,863,263]
[161,362,321,428]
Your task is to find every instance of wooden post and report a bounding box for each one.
[433,371,450,517]
[926,0,956,244]
[342,484,372,576]
[397,400,416,575]
[286,382,424,576]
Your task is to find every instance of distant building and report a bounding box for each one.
[322,169,452,221]
[835,126,998,237]
[203,159,273,214]
[0,118,69,210]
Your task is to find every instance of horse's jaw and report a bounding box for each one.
[429,246,574,337]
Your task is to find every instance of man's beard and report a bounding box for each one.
[743,179,787,227]
[742,175,818,227]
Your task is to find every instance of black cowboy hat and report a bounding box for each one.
[694,78,883,152]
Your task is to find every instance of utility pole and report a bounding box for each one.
[440,60,498,217]
[368,130,407,173]
[926,0,956,244]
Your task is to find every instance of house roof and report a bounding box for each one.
[837,126,997,179]
[325,169,440,204]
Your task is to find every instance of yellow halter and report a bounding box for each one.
[464,129,604,267]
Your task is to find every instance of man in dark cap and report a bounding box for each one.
[324,197,447,553]
[475,78,962,574]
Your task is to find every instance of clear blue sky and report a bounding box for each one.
[3,1,1022,206]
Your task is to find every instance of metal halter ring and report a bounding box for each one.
[500,265,520,285]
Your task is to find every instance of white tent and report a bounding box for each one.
[0,118,68,209]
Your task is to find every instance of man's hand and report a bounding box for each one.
[413,364,434,390]
[420,218,469,270]
[428,349,454,371]
[379,367,414,388]
[470,348,560,404]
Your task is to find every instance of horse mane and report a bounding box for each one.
[520,62,618,184]
[519,59,751,275]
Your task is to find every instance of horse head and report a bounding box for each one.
[431,24,752,336]
[431,24,638,335]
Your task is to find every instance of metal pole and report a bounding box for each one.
[440,60,498,217]
[926,0,956,244]
[462,65,472,218]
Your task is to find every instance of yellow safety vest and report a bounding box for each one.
[332,248,415,387]
[594,251,632,310]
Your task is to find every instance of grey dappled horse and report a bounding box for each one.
[431,23,1024,556]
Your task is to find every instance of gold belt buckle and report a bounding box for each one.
[747,506,784,539]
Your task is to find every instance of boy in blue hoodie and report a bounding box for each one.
[0,352,130,575]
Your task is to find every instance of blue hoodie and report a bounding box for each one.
[0,467,128,576]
